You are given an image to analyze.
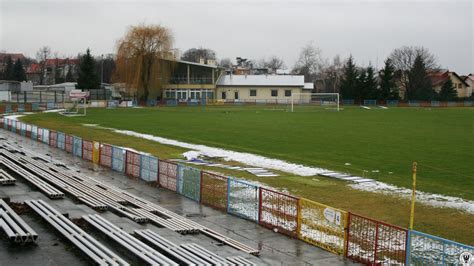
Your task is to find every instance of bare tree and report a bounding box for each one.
[35,46,51,85]
[292,42,325,81]
[318,55,344,92]
[181,47,216,63]
[115,24,174,101]
[218,58,233,69]
[389,46,438,94]
[257,56,285,72]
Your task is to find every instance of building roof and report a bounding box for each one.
[218,74,305,87]
[161,58,219,69]
[0,53,25,63]
[303,82,314,90]
[428,71,470,87]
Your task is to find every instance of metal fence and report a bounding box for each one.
[82,140,94,162]
[140,154,158,182]
[57,132,65,150]
[49,131,57,147]
[72,136,82,157]
[345,213,408,265]
[227,178,259,222]
[125,150,141,179]
[42,128,50,145]
[158,160,179,191]
[259,187,299,237]
[65,135,73,153]
[99,144,113,168]
[200,171,228,211]
[177,165,201,202]
[298,198,348,255]
[111,146,125,172]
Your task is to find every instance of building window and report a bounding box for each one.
[250,89,257,97]
[221,91,226,99]
[285,90,292,97]
[458,83,462,88]
[271,90,278,97]
[235,91,239,99]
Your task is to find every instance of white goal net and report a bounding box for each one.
[290,93,340,112]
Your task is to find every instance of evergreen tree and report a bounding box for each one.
[3,56,14,80]
[65,66,75,82]
[438,79,457,101]
[354,69,367,102]
[76,49,99,90]
[407,55,434,100]
[13,59,26,81]
[364,65,378,99]
[339,55,358,99]
[379,58,398,100]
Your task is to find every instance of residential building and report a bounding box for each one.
[26,58,79,85]
[428,71,471,98]
[461,74,474,97]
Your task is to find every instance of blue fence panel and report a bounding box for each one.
[407,230,474,265]
[5,104,12,113]
[177,165,201,202]
[166,99,177,106]
[464,101,472,107]
[431,101,440,107]
[32,103,40,111]
[187,101,199,106]
[140,154,158,182]
[10,120,16,133]
[447,101,457,107]
[3,118,8,130]
[46,102,55,110]
[57,132,66,150]
[408,101,420,107]
[146,100,157,107]
[20,123,27,136]
[387,100,399,106]
[111,146,125,172]
[363,99,377,106]
[342,99,354,105]
[31,125,38,140]
[42,129,50,144]
[227,178,259,222]
[72,136,82,157]
[18,104,25,113]
[107,100,118,108]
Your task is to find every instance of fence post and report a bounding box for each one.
[226,177,231,213]
[296,199,302,238]
[258,187,262,223]
[199,170,203,203]
[344,213,352,258]
[405,230,411,265]
[373,223,380,264]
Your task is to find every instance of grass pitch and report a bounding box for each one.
[23,105,473,200]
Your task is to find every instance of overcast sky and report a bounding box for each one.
[0,0,472,73]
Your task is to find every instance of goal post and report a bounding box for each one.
[291,93,340,112]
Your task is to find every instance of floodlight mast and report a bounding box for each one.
[291,93,340,112]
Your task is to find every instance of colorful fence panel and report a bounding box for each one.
[200,171,228,211]
[298,199,347,255]
[57,132,66,150]
[407,230,474,265]
[111,146,125,172]
[227,178,259,222]
[259,188,299,237]
[140,155,158,182]
[10,120,16,133]
[25,124,31,137]
[177,165,201,202]
[99,144,113,168]
[92,142,100,164]
[82,140,94,161]
[20,122,27,136]
[125,150,141,178]
[31,125,38,140]
[2,118,8,130]
[345,213,407,265]
[65,135,73,153]
[5,104,12,113]
[72,136,82,157]
[42,128,50,144]
[49,131,57,147]
[37,128,43,142]
[158,160,179,191]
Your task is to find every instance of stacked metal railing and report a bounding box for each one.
[0,199,38,243]
[25,200,128,266]
[83,214,178,266]
[0,169,16,185]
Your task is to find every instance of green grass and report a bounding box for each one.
[22,106,474,200]
[18,106,474,244]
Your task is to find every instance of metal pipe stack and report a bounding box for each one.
[181,243,230,265]
[25,200,129,266]
[0,199,38,243]
[83,214,178,266]
[0,169,15,185]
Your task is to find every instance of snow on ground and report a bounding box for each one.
[77,124,474,214]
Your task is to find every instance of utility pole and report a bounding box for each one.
[101,54,104,85]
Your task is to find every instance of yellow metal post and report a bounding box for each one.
[409,162,417,230]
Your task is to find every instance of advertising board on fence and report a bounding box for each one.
[125,150,141,178]
[99,144,112,168]
[111,146,125,172]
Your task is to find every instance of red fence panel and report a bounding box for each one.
[65,135,73,153]
[258,187,299,237]
[26,124,31,138]
[49,131,57,147]
[125,150,141,178]
[200,171,228,211]
[158,160,178,191]
[82,140,94,161]
[99,143,113,168]
[345,213,408,265]
[37,128,43,142]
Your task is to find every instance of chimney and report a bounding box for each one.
[199,58,205,64]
